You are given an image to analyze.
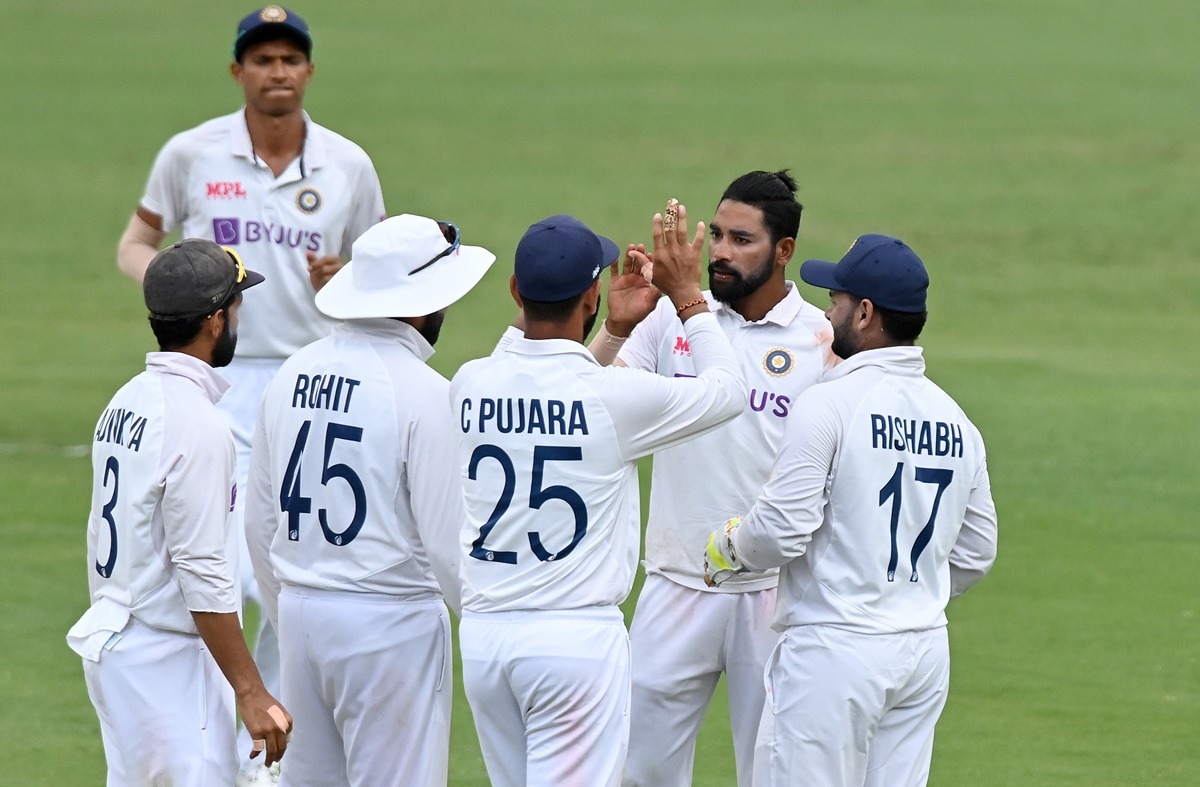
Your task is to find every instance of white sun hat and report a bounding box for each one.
[315,214,496,319]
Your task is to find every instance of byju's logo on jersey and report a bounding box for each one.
[213,218,240,245]
[296,187,322,214]
[763,348,794,377]
[206,181,247,199]
[212,217,322,252]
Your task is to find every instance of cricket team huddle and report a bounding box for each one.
[70,6,999,787]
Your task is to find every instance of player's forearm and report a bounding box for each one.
[682,313,747,420]
[191,611,268,698]
[948,481,999,599]
[117,213,167,282]
[586,322,629,366]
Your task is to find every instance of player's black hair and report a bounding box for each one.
[149,292,236,351]
[877,304,927,343]
[520,291,587,322]
[719,170,802,246]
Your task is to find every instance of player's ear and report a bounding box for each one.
[207,308,226,340]
[230,61,243,83]
[509,275,523,309]
[775,237,795,267]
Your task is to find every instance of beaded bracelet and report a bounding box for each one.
[675,297,708,315]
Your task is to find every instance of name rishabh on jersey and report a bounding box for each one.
[734,346,998,635]
[452,315,747,615]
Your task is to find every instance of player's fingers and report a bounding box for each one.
[674,203,689,245]
[691,220,707,252]
[651,213,664,254]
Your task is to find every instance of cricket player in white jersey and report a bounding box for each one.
[452,209,747,787]
[591,171,833,787]
[114,8,385,773]
[244,215,494,787]
[68,240,292,786]
[704,234,999,786]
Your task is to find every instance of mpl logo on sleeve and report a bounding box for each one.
[206,181,248,199]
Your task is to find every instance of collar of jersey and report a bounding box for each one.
[823,345,926,383]
[332,318,434,362]
[230,109,327,170]
[505,336,599,364]
[711,281,804,327]
[146,351,231,404]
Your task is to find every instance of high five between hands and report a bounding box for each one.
[604,200,708,336]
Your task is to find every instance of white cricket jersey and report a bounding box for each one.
[244,319,464,628]
[73,353,239,640]
[452,312,747,614]
[141,109,386,359]
[731,346,998,634]
[618,283,833,592]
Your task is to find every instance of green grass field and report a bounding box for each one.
[2,0,1197,783]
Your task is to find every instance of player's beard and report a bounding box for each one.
[830,309,861,360]
[708,249,775,305]
[419,310,446,346]
[581,302,599,344]
[212,320,238,368]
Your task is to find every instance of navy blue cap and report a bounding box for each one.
[514,215,620,302]
[800,234,929,313]
[233,5,312,62]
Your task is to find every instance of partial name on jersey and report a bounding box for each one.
[94,407,147,451]
[460,397,589,436]
[870,414,964,458]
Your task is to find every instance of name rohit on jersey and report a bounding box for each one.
[871,414,964,458]
[292,374,361,413]
[95,408,147,451]
[460,398,589,435]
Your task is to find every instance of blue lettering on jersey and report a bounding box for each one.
[459,398,589,436]
[291,374,361,413]
[749,388,791,418]
[94,408,147,452]
[870,414,963,457]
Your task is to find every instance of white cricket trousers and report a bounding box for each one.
[276,587,452,787]
[460,607,631,787]
[82,618,237,787]
[753,624,950,787]
[624,573,778,787]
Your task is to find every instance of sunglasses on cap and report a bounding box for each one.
[409,221,460,276]
[203,246,249,318]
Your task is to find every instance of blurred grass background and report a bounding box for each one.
[1,0,1197,783]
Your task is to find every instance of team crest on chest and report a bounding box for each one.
[296,187,322,214]
[763,348,794,377]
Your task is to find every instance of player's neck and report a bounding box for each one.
[730,276,789,322]
[244,107,306,177]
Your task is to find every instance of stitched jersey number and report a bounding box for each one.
[469,444,588,564]
[279,420,367,546]
[879,462,954,582]
[95,456,119,578]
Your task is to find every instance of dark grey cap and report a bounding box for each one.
[144,239,265,320]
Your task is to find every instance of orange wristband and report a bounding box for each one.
[675,297,707,315]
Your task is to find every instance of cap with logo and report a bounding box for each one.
[233,5,312,62]
[315,214,496,320]
[514,214,619,302]
[799,233,929,313]
[144,239,265,320]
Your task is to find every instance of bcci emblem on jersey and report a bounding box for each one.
[296,187,323,215]
[763,348,794,377]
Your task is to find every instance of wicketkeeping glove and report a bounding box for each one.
[704,517,745,587]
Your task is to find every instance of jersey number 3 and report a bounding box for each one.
[879,462,954,582]
[279,420,367,546]
[469,444,588,565]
